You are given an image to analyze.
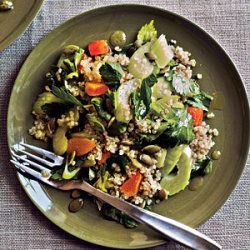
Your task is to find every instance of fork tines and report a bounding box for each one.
[11,142,64,178]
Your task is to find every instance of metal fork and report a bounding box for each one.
[10,142,221,250]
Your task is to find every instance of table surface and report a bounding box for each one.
[0,0,249,249]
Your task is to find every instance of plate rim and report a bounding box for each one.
[7,4,250,249]
[0,0,44,51]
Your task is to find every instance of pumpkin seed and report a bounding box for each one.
[71,190,82,199]
[157,189,168,200]
[145,52,157,61]
[80,159,96,168]
[131,158,143,169]
[159,67,170,74]
[69,198,84,212]
[121,139,134,146]
[107,116,116,128]
[139,154,155,166]
[41,170,50,179]
[142,145,161,154]
[189,177,204,191]
[127,46,137,57]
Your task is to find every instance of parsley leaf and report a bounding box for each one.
[91,97,111,121]
[172,72,201,97]
[191,157,213,178]
[131,90,146,119]
[99,62,123,85]
[140,74,157,116]
[41,102,72,117]
[106,154,130,174]
[162,109,195,146]
[131,75,157,119]
[107,121,127,136]
[52,85,83,106]
[186,91,213,111]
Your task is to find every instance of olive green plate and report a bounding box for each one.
[0,0,43,51]
[7,4,250,249]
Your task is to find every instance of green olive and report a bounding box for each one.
[189,177,204,191]
[52,126,68,155]
[211,150,221,160]
[110,30,126,47]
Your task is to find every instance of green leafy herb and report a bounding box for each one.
[86,114,106,132]
[150,96,184,124]
[131,75,156,119]
[167,59,178,67]
[186,91,213,111]
[140,74,157,116]
[161,109,195,146]
[108,120,127,136]
[131,91,140,118]
[99,62,123,85]
[137,122,169,144]
[63,58,75,72]
[164,70,175,81]
[100,163,107,178]
[101,204,139,228]
[46,66,67,86]
[137,20,157,45]
[41,102,72,117]
[172,72,201,97]
[131,90,146,119]
[74,48,84,69]
[52,85,83,106]
[91,97,112,121]
[191,157,213,178]
[106,90,117,110]
[51,167,64,180]
[172,72,193,95]
[188,82,201,97]
[94,170,111,192]
[106,154,130,174]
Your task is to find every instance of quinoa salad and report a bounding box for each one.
[29,21,220,228]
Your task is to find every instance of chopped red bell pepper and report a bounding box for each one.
[88,40,110,56]
[120,171,143,197]
[67,137,96,157]
[85,82,109,96]
[98,152,112,165]
[187,107,204,126]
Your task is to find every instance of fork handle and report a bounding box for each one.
[76,181,221,250]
